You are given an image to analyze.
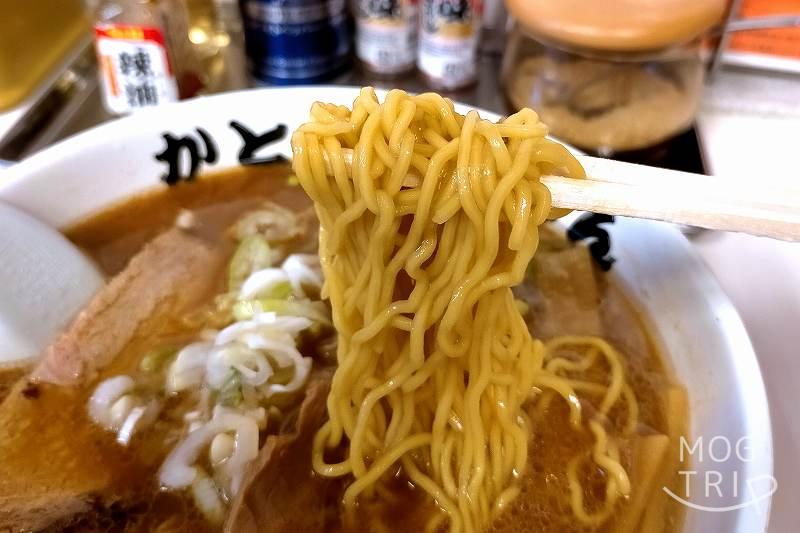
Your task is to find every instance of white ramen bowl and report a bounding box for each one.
[0,87,773,533]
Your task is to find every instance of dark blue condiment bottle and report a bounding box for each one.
[238,0,353,85]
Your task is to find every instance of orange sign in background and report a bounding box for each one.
[728,0,800,59]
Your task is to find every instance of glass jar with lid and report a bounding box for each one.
[502,0,727,155]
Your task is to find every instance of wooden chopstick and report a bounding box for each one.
[546,155,800,241]
[319,149,800,242]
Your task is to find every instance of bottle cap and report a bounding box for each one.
[506,0,727,51]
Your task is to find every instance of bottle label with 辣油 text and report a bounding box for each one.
[94,24,179,115]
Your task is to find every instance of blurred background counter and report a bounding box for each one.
[2,0,799,175]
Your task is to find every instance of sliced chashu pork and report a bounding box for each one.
[31,226,224,385]
[0,227,226,530]
[226,367,336,533]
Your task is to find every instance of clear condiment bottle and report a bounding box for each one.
[355,0,418,77]
[418,0,480,91]
[91,0,202,115]
[479,0,506,56]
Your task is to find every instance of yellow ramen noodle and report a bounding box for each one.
[291,88,636,533]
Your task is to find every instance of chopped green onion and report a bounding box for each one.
[233,298,331,325]
[266,280,293,300]
[232,300,259,322]
[191,468,225,525]
[219,369,243,408]
[139,346,178,373]
[228,235,273,290]
[269,365,295,386]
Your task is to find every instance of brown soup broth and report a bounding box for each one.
[1,163,685,532]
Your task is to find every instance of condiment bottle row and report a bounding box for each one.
[353,0,482,91]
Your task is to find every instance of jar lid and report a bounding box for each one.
[506,0,727,51]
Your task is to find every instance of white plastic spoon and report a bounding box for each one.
[0,202,103,364]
